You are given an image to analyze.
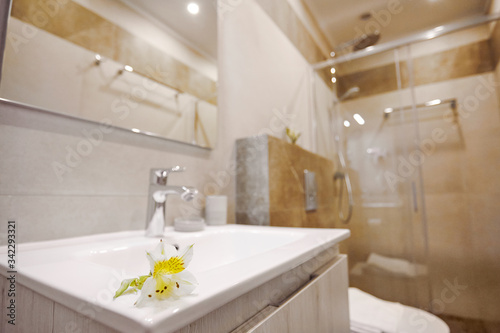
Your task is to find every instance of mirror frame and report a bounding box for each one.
[0,0,214,151]
[0,0,10,82]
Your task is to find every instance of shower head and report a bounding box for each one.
[334,31,381,54]
[353,32,381,51]
[339,86,360,101]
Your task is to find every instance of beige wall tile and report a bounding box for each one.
[425,193,473,262]
[268,136,335,228]
[412,41,493,86]
[469,193,500,263]
[254,0,326,65]
[421,150,466,194]
[0,195,146,244]
[463,134,500,194]
[489,21,500,67]
[10,0,216,105]
[338,41,494,100]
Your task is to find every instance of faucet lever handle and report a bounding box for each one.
[150,166,186,185]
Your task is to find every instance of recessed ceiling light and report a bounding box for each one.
[425,99,441,106]
[124,65,134,72]
[330,51,336,57]
[331,77,337,83]
[353,113,365,125]
[187,3,200,15]
[384,107,393,114]
[330,67,336,74]
[344,120,351,127]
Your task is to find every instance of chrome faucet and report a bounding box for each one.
[146,167,198,237]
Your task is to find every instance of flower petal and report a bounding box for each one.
[134,277,156,307]
[170,270,198,297]
[162,243,178,259]
[178,244,194,268]
[155,275,177,300]
[146,241,165,273]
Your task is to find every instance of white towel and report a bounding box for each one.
[349,288,404,333]
[351,321,382,333]
[366,253,428,277]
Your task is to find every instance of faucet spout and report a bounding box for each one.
[145,168,198,237]
[153,186,198,203]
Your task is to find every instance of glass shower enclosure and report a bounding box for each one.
[331,45,431,310]
[320,21,500,325]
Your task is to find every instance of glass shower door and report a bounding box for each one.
[332,46,431,309]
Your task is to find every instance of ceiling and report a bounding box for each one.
[304,0,492,54]
[121,0,218,61]
[120,0,492,62]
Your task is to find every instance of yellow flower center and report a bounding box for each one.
[153,256,185,277]
[154,277,176,299]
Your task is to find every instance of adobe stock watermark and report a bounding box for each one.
[8,0,70,54]
[218,0,244,19]
[61,268,130,332]
[250,238,339,312]
[408,277,467,332]
[354,0,404,41]
[51,64,171,182]
[384,127,447,191]
[384,74,500,191]
[337,0,407,64]
[445,75,500,122]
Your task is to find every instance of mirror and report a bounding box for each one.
[0,0,218,148]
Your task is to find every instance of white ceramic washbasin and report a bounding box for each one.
[0,224,350,333]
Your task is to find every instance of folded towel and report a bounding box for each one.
[349,288,404,333]
[366,253,428,277]
[350,321,382,333]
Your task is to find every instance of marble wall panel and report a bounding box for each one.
[236,135,336,228]
[337,40,494,100]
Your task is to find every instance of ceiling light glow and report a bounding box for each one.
[425,99,441,106]
[330,67,336,74]
[426,31,438,39]
[330,51,336,57]
[344,120,350,127]
[187,3,200,15]
[384,107,393,114]
[353,113,365,125]
[331,77,337,83]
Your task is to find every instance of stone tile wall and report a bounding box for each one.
[236,135,336,228]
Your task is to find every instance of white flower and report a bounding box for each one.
[114,240,198,307]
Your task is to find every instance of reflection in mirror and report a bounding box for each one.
[0,0,218,148]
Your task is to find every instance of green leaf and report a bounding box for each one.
[135,274,151,290]
[114,278,137,299]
